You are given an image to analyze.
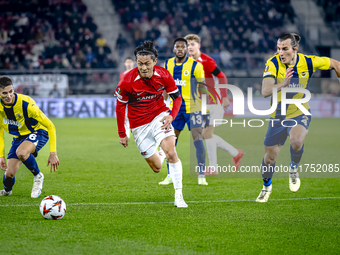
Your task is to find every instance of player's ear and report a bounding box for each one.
[154,58,158,65]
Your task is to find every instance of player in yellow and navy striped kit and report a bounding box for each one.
[0,77,59,198]
[159,38,209,185]
[256,33,340,202]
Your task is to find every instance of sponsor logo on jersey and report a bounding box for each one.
[287,83,305,88]
[141,151,147,156]
[157,86,165,91]
[301,71,307,77]
[175,79,186,86]
[136,94,157,101]
[3,117,22,128]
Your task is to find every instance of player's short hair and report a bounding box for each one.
[0,76,13,89]
[173,37,188,46]
[278,33,301,49]
[125,57,133,61]
[134,40,158,61]
[184,34,201,44]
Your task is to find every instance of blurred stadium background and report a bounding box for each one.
[0,0,339,100]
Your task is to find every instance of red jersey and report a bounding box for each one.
[119,70,130,81]
[115,65,179,138]
[194,53,228,105]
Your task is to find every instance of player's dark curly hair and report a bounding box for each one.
[0,76,13,89]
[134,40,158,61]
[279,33,301,50]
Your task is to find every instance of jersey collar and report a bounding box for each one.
[134,70,161,82]
[174,56,189,65]
[1,93,17,108]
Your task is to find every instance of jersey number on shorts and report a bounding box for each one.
[191,112,202,125]
[301,118,308,126]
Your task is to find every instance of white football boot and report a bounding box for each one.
[0,190,12,196]
[31,172,44,198]
[289,167,300,192]
[198,175,208,185]
[256,185,272,202]
[174,193,188,208]
[159,175,173,185]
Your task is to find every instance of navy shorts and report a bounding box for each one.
[172,109,203,131]
[264,115,312,147]
[8,129,49,159]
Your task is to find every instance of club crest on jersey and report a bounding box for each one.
[300,71,307,77]
[183,70,189,76]
[16,113,23,119]
[117,87,122,94]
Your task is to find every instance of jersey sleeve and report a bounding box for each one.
[164,70,178,94]
[115,80,129,103]
[263,59,277,80]
[194,62,205,83]
[28,101,57,153]
[311,56,331,72]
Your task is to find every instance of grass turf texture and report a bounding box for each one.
[0,118,339,254]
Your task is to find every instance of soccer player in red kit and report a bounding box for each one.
[115,41,188,207]
[184,34,244,174]
[119,57,135,139]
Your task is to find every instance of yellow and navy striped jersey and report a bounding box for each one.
[165,56,205,113]
[263,53,330,119]
[0,93,57,156]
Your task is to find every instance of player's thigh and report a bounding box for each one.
[202,125,214,139]
[289,124,308,145]
[16,140,36,158]
[191,126,203,141]
[5,158,22,178]
[145,153,162,173]
[288,116,311,146]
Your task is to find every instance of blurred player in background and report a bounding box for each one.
[115,41,188,207]
[119,57,135,139]
[184,34,244,175]
[0,77,59,198]
[159,37,207,185]
[257,33,340,202]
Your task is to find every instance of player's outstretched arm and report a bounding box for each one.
[0,124,7,171]
[262,67,294,98]
[329,58,340,81]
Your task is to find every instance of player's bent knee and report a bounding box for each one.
[5,171,15,179]
[290,137,304,149]
[16,149,30,161]
[166,150,178,163]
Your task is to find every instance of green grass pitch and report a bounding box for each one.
[0,118,339,254]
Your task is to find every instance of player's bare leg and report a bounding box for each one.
[16,140,44,198]
[288,125,308,192]
[203,125,244,173]
[159,129,181,185]
[256,145,282,202]
[160,136,187,207]
[0,158,21,196]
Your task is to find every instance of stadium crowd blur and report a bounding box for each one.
[114,0,295,69]
[316,0,340,23]
[0,0,118,72]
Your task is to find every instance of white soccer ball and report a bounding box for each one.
[40,195,66,220]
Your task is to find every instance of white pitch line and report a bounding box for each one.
[0,197,339,207]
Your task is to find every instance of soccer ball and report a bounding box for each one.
[40,195,66,220]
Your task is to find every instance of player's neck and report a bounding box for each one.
[191,51,201,60]
[175,55,187,64]
[288,53,298,66]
